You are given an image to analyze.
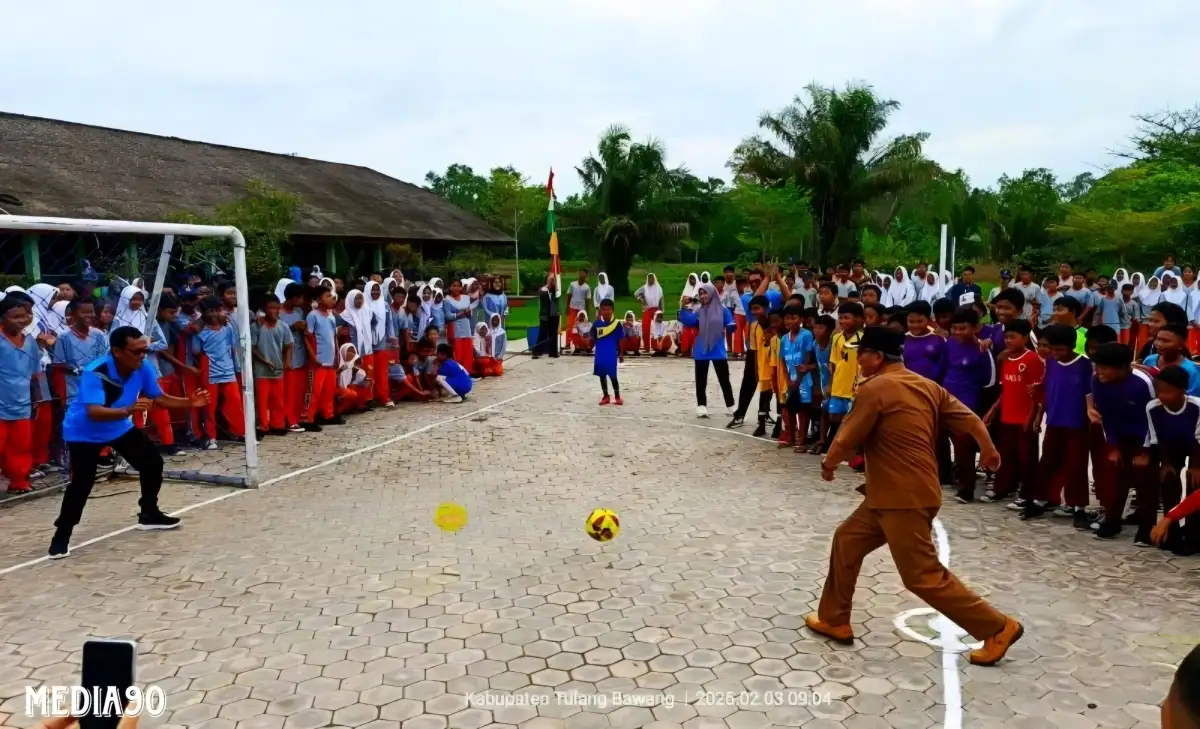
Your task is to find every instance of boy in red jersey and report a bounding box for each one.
[984,319,1043,507]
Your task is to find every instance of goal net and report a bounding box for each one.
[0,215,260,488]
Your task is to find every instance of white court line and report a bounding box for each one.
[0,371,589,577]
[561,409,967,729]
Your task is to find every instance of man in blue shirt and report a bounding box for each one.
[945,266,983,306]
[50,326,209,560]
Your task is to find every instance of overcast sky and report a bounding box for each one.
[7,0,1199,195]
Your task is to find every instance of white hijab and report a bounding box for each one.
[489,313,507,356]
[341,290,374,356]
[878,275,895,308]
[1129,272,1145,298]
[593,272,615,308]
[640,273,664,309]
[682,273,700,303]
[115,284,148,333]
[415,285,434,335]
[274,278,293,303]
[891,267,916,307]
[473,321,491,357]
[428,277,444,293]
[390,269,406,288]
[1139,276,1163,307]
[28,283,60,332]
[337,343,365,389]
[363,281,388,342]
[575,310,591,335]
[318,277,338,301]
[700,271,712,284]
[919,272,941,304]
[1162,273,1188,306]
[50,301,70,334]
[650,310,667,338]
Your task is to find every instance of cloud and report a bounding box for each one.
[4,0,1198,196]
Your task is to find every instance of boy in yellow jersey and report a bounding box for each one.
[753,311,780,437]
[766,311,787,440]
[828,302,865,445]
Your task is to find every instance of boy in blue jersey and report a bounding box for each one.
[778,304,816,450]
[808,314,834,454]
[433,344,473,403]
[591,299,624,406]
[1145,324,1200,395]
[192,297,245,449]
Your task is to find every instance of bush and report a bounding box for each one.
[518,267,549,295]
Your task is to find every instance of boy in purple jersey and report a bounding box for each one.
[1024,324,1093,525]
[903,301,945,383]
[941,306,997,503]
[1083,325,1121,530]
[987,289,1025,352]
[1087,342,1156,540]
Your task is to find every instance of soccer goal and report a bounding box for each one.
[0,215,261,488]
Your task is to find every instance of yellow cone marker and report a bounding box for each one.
[434,503,468,533]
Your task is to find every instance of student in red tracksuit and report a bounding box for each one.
[278,283,310,432]
[192,297,245,450]
[250,293,295,439]
[0,297,42,493]
[304,288,342,430]
[142,295,192,455]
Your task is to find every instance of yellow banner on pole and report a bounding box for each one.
[549,231,559,257]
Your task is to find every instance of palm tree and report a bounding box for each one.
[729,83,940,266]
[574,125,694,296]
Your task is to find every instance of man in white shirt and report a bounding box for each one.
[565,269,591,334]
[1010,266,1042,320]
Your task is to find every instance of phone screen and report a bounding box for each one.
[80,640,137,729]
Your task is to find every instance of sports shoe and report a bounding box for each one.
[752,419,767,438]
[1093,522,1121,540]
[48,532,70,560]
[1053,504,1075,518]
[288,424,305,433]
[726,416,745,429]
[968,617,1024,666]
[138,512,181,530]
[302,423,323,433]
[325,416,348,425]
[383,401,395,408]
[614,397,623,406]
[269,428,288,436]
[204,439,219,451]
[696,406,709,418]
[445,396,464,404]
[1006,499,1029,511]
[29,469,45,480]
[1020,502,1047,520]
[599,395,611,406]
[161,445,185,456]
[1072,509,1091,530]
[804,613,855,645]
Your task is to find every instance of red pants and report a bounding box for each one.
[203,381,245,439]
[371,351,392,403]
[32,401,53,465]
[336,386,371,415]
[641,308,658,350]
[994,423,1040,499]
[1135,322,1151,355]
[0,419,32,491]
[1118,328,1131,345]
[181,369,203,437]
[620,336,640,354]
[1097,438,1146,526]
[393,376,433,402]
[651,337,673,354]
[134,376,176,446]
[305,367,336,422]
[453,337,475,375]
[679,328,697,356]
[730,314,747,355]
[473,356,501,377]
[284,368,309,427]
[1038,426,1089,506]
[255,378,286,431]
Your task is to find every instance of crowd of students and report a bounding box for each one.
[563,256,1200,555]
[0,267,511,494]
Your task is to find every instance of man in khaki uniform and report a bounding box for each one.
[806,327,1024,666]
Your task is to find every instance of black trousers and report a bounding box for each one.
[535,318,560,357]
[55,428,164,532]
[733,352,758,418]
[695,359,734,408]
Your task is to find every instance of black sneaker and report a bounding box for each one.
[1020,502,1046,520]
[1072,509,1091,530]
[303,422,324,433]
[770,420,782,440]
[255,430,269,442]
[48,532,70,560]
[955,493,975,504]
[325,416,347,426]
[752,420,767,438]
[726,416,745,429]
[1093,522,1121,540]
[138,512,181,531]
[269,428,288,436]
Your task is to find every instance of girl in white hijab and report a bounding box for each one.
[1162,273,1188,307]
[649,310,672,356]
[878,274,896,308]
[681,273,700,306]
[891,267,916,307]
[1129,272,1145,299]
[28,284,62,334]
[114,284,148,334]
[572,310,594,354]
[634,273,664,352]
[341,290,374,357]
[335,343,370,414]
[593,272,615,309]
[363,281,392,406]
[700,271,712,285]
[619,310,641,355]
[919,271,941,304]
[274,278,293,304]
[489,313,507,373]
[472,321,493,376]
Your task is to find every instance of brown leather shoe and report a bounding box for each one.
[804,613,855,645]
[968,617,1024,666]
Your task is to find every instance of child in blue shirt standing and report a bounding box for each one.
[0,297,43,493]
[591,298,624,406]
[192,297,245,450]
[778,304,816,451]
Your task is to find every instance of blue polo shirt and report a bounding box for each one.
[439,359,473,397]
[0,333,43,420]
[63,355,164,444]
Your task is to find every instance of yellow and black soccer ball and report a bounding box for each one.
[585,508,620,542]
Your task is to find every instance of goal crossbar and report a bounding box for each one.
[0,215,260,487]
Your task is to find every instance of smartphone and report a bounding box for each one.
[80,639,137,729]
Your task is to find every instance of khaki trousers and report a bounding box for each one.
[818,503,1008,641]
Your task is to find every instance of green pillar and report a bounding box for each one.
[22,234,41,281]
[325,240,337,273]
[372,243,384,272]
[125,235,139,277]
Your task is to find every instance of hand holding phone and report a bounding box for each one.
[79,639,136,729]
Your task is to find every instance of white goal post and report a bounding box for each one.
[0,215,260,487]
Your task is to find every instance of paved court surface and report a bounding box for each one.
[0,355,1195,729]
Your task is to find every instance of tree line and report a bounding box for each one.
[425,83,1200,297]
